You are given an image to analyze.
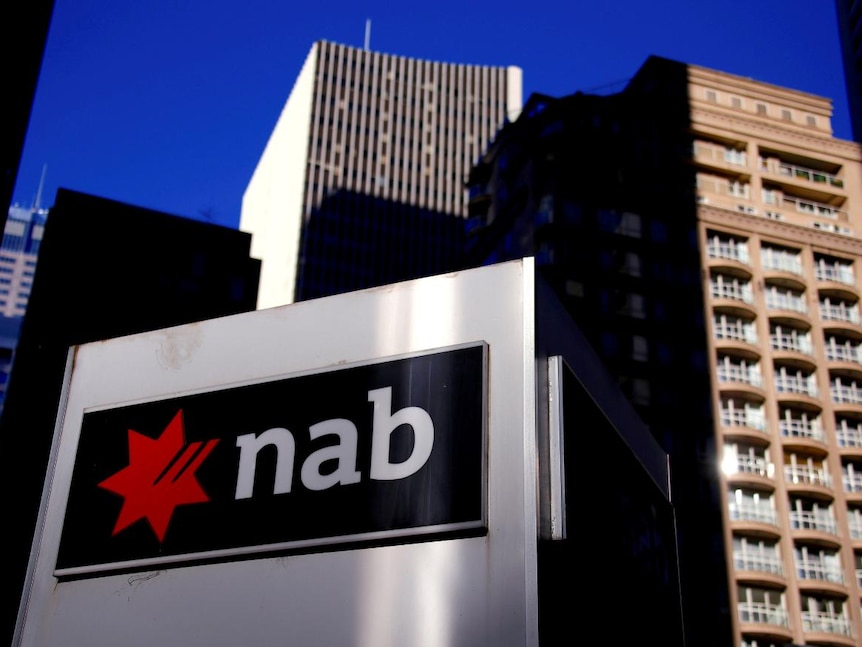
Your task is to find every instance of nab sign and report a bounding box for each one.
[56,343,487,577]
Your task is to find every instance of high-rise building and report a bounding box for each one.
[836,0,862,142]
[240,39,522,307]
[466,55,862,647]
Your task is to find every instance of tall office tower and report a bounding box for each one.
[836,0,862,142]
[466,55,862,647]
[241,40,522,307]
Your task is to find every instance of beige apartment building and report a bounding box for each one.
[694,64,862,645]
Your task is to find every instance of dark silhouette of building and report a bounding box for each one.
[3,188,260,645]
[836,0,862,142]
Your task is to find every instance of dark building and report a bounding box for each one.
[836,0,862,142]
[2,188,260,645]
[466,54,862,646]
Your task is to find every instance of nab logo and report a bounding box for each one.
[56,344,485,576]
[98,410,219,543]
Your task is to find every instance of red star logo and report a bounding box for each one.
[98,410,219,543]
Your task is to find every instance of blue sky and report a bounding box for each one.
[12,0,851,230]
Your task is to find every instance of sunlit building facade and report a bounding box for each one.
[240,39,522,306]
[466,55,862,647]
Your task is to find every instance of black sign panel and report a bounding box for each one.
[56,343,486,576]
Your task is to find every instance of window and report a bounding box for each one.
[706,90,717,103]
[781,109,792,121]
[731,96,742,109]
[806,115,817,127]
[756,103,767,116]
[632,335,648,361]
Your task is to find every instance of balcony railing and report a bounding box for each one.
[730,501,777,525]
[734,551,783,575]
[760,157,844,188]
[843,471,862,493]
[836,421,862,447]
[816,262,855,286]
[801,612,853,637]
[721,404,766,431]
[767,289,807,313]
[715,318,758,344]
[796,559,844,584]
[738,602,789,627]
[775,373,818,398]
[832,380,862,405]
[849,515,862,540]
[708,240,750,264]
[771,331,812,355]
[694,142,748,167]
[731,455,772,478]
[782,196,845,219]
[825,339,862,364]
[712,278,754,303]
[717,362,762,387]
[790,510,837,535]
[785,464,832,488]
[820,301,861,324]
[762,249,803,275]
[779,417,824,441]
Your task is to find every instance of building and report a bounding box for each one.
[1,188,261,645]
[466,56,862,647]
[240,39,522,307]
[836,0,862,142]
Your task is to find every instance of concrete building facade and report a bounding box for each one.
[240,40,522,306]
[465,56,862,647]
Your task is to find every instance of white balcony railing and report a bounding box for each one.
[820,300,861,324]
[790,510,837,534]
[785,464,832,488]
[825,338,862,364]
[779,416,824,441]
[712,277,754,303]
[734,551,783,575]
[760,157,844,189]
[816,261,855,286]
[766,288,807,313]
[783,196,844,219]
[836,420,862,447]
[762,248,803,275]
[843,470,862,493]
[708,239,750,264]
[731,455,772,478]
[717,360,762,388]
[694,142,748,167]
[796,559,844,584]
[775,372,818,398]
[721,402,766,431]
[832,379,862,405]
[730,501,777,525]
[738,602,789,627]
[849,515,862,540]
[771,329,812,355]
[714,317,758,344]
[801,612,853,637]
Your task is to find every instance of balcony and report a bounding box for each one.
[730,501,778,525]
[726,454,772,479]
[790,510,837,535]
[843,469,862,494]
[715,316,758,345]
[816,260,855,286]
[707,239,750,264]
[779,416,824,442]
[820,300,860,325]
[836,420,862,448]
[784,464,832,489]
[775,371,818,398]
[695,141,748,167]
[762,248,803,275]
[801,612,853,637]
[796,559,844,585]
[831,379,862,406]
[712,276,754,304]
[766,288,807,314]
[738,602,789,628]
[825,338,862,364]
[771,329,812,355]
[849,514,862,540]
[734,551,783,576]
[721,401,766,432]
[717,358,762,388]
[760,157,844,189]
[782,196,845,220]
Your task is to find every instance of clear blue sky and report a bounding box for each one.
[12,0,851,230]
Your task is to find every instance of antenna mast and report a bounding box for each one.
[364,19,371,51]
[34,164,47,211]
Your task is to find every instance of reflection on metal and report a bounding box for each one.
[546,355,567,540]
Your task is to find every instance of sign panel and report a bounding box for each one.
[56,343,487,577]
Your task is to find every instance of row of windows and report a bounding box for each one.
[702,88,820,127]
